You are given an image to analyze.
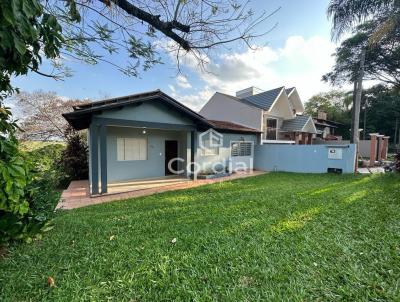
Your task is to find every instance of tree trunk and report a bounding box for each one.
[350,47,366,145]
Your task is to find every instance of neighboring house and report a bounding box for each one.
[63,90,260,195]
[312,111,343,141]
[199,86,317,144]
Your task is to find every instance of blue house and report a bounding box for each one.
[63,90,260,195]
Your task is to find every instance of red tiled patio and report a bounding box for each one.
[57,170,265,210]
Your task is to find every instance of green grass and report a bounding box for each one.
[1,173,400,301]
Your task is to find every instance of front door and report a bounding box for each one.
[165,140,178,175]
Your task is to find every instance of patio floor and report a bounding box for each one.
[57,170,266,210]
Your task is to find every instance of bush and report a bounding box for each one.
[24,144,66,219]
[395,153,400,172]
[0,104,53,245]
[59,127,88,181]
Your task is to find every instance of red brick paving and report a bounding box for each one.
[57,171,266,210]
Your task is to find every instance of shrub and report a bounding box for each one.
[395,153,400,172]
[0,104,52,245]
[24,144,66,219]
[59,127,88,180]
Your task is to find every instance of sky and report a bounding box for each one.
[12,0,340,112]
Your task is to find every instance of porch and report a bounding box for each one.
[57,170,265,210]
[89,116,198,196]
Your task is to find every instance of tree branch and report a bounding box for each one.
[99,0,191,50]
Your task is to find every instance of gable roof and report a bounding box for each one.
[285,87,295,96]
[63,90,213,130]
[281,115,316,133]
[240,86,284,110]
[207,120,261,133]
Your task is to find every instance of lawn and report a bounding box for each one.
[1,173,400,301]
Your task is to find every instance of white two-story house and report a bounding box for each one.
[199,86,317,144]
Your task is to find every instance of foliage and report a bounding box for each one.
[362,84,400,141]
[0,0,65,96]
[395,153,400,172]
[0,173,399,300]
[327,0,399,40]
[12,90,88,141]
[21,143,65,226]
[323,21,400,87]
[59,127,88,181]
[305,90,352,138]
[0,102,53,245]
[1,0,276,96]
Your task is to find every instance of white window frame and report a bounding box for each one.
[117,137,148,161]
[264,117,278,140]
[230,141,254,157]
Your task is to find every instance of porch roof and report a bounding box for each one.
[280,115,317,134]
[63,90,213,130]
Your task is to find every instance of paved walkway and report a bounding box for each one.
[57,171,266,210]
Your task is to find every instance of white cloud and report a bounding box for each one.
[176,75,192,89]
[165,35,338,110]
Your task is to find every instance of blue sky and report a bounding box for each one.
[13,0,337,111]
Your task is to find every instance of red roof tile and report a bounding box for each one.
[208,119,261,133]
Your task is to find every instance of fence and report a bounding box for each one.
[254,144,356,173]
[313,139,372,158]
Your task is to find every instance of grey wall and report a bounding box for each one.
[314,139,374,158]
[196,132,257,173]
[106,126,189,182]
[254,144,356,173]
[99,102,195,125]
[199,93,263,130]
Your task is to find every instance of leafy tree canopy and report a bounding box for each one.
[323,20,400,87]
[12,90,88,141]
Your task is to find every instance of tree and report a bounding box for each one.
[59,127,88,180]
[305,90,352,139]
[12,91,88,141]
[327,0,400,145]
[323,21,400,88]
[362,84,400,143]
[0,0,278,97]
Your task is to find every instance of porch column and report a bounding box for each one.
[186,131,192,178]
[191,130,198,180]
[308,133,313,145]
[295,132,301,144]
[302,133,308,145]
[369,133,377,167]
[90,124,99,195]
[99,124,108,194]
[381,136,389,160]
[377,135,384,161]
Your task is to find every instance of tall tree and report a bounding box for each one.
[323,21,400,88]
[327,0,400,144]
[0,0,278,97]
[12,91,88,141]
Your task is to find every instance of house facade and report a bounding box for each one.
[312,111,343,141]
[63,90,260,195]
[199,86,317,144]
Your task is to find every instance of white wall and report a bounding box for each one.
[268,93,294,120]
[199,93,263,130]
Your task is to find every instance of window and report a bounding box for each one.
[231,142,253,157]
[264,118,277,140]
[117,137,147,161]
[201,138,219,156]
